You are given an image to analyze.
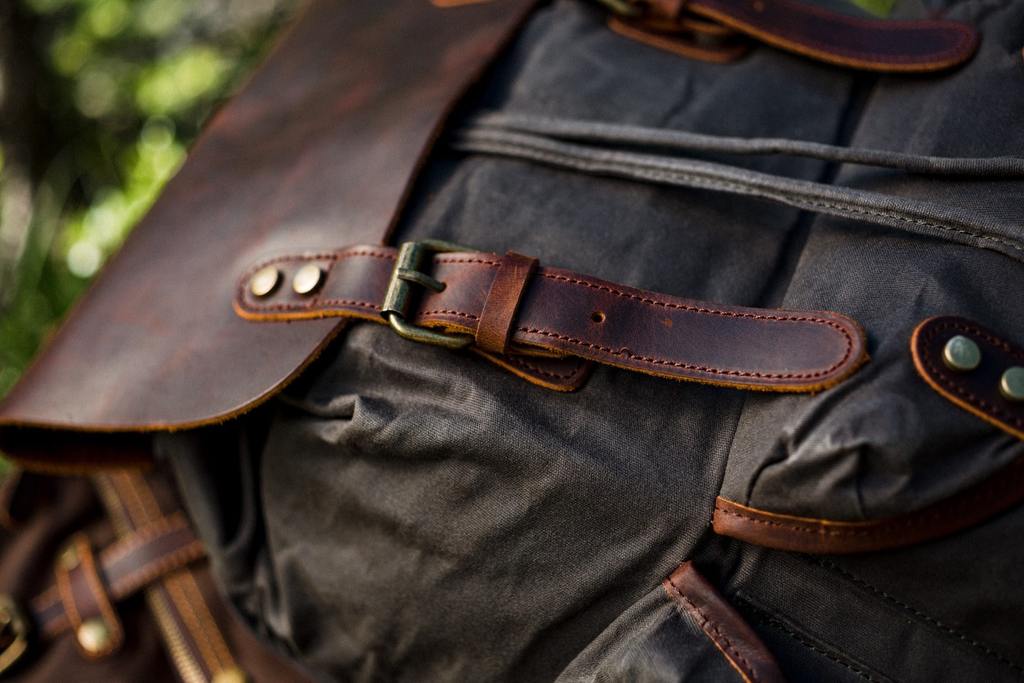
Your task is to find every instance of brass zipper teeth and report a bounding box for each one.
[93,475,208,683]
[146,587,206,683]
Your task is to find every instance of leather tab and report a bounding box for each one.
[911,316,1024,441]
[683,0,978,72]
[476,252,539,355]
[55,533,125,659]
[663,562,785,682]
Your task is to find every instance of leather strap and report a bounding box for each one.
[29,512,206,640]
[631,0,979,72]
[911,316,1024,441]
[663,562,785,682]
[54,532,125,659]
[235,245,868,392]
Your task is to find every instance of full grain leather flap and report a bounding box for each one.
[0,0,539,468]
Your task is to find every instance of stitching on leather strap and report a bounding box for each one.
[99,513,189,566]
[920,321,1024,429]
[236,248,863,386]
[109,540,207,597]
[519,326,852,379]
[504,355,587,380]
[715,456,1024,539]
[55,532,125,658]
[690,0,974,65]
[75,534,125,655]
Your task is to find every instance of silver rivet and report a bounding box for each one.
[292,264,324,295]
[249,266,281,298]
[76,618,112,654]
[1000,366,1024,401]
[942,335,981,372]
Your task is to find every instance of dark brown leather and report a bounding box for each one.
[713,450,1024,552]
[608,16,752,65]
[53,532,125,659]
[0,469,311,682]
[30,513,205,639]
[476,252,539,355]
[911,316,1024,442]
[0,0,539,444]
[663,562,785,683]
[235,246,868,392]
[93,470,250,682]
[678,0,978,72]
[0,470,27,531]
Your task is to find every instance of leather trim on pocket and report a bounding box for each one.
[713,451,1024,554]
[663,562,785,683]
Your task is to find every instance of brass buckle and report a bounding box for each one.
[382,239,474,349]
[0,595,29,674]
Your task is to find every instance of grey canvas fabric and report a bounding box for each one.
[160,0,1024,680]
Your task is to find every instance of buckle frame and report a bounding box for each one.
[382,239,474,350]
[0,595,28,675]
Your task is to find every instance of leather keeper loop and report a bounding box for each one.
[55,532,125,659]
[475,252,539,355]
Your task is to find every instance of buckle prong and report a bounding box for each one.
[382,240,474,350]
[396,268,446,293]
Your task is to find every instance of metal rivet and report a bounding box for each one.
[942,335,981,372]
[59,545,79,571]
[292,264,324,295]
[249,266,281,298]
[1000,366,1024,401]
[76,618,112,654]
[212,667,248,683]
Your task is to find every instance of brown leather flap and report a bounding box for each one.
[0,0,538,469]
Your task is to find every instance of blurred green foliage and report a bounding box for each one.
[0,0,294,398]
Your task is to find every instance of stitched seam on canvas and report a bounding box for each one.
[665,576,757,682]
[814,560,1024,674]
[733,595,882,682]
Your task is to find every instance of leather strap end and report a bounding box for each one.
[476,252,539,355]
[55,533,125,659]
